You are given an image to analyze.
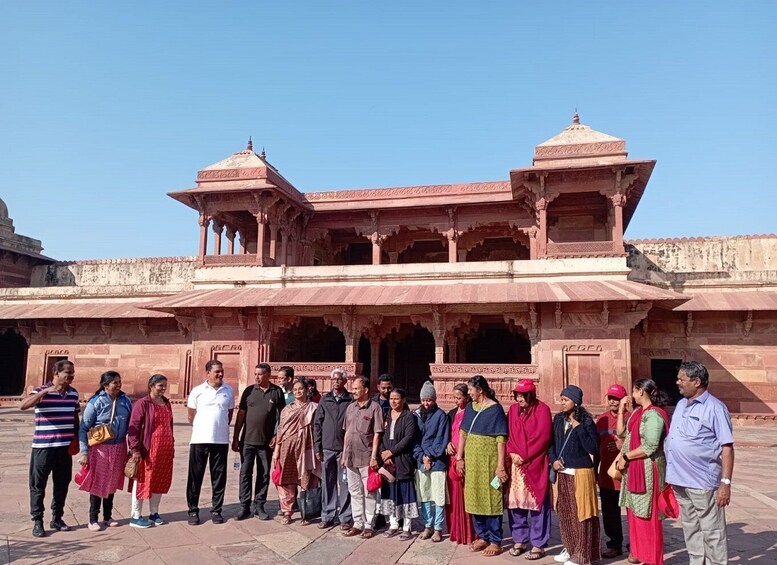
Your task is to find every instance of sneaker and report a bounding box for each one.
[129,517,152,529]
[254,505,270,521]
[235,507,252,521]
[49,518,70,532]
[148,513,166,526]
[32,520,45,538]
[187,512,200,526]
[554,548,570,562]
[212,512,224,524]
[88,522,103,532]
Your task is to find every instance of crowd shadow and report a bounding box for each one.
[3,534,90,565]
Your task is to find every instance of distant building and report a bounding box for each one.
[1,116,775,416]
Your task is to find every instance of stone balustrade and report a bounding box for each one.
[429,363,539,402]
[546,241,623,256]
[268,362,364,393]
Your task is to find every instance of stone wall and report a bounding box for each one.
[627,235,777,289]
[631,308,777,414]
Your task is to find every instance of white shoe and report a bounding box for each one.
[554,548,570,562]
[563,561,581,565]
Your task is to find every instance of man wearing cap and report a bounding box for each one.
[596,384,630,559]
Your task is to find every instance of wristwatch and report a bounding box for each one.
[622,453,630,463]
[721,478,732,485]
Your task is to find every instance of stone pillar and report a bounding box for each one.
[446,335,458,363]
[269,223,278,264]
[238,230,248,254]
[257,309,272,363]
[433,332,445,364]
[225,225,236,255]
[255,212,267,265]
[280,229,289,266]
[288,237,297,267]
[612,195,625,252]
[198,214,210,262]
[370,233,383,265]
[538,200,548,257]
[212,220,223,256]
[344,330,359,363]
[527,228,538,260]
[369,336,381,382]
[387,337,396,376]
[447,232,458,263]
[388,251,399,264]
[457,249,467,262]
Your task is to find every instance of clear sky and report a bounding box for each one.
[1,2,775,260]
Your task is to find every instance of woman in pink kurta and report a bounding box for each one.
[444,383,476,545]
[505,379,553,559]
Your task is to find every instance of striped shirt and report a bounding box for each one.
[31,384,80,449]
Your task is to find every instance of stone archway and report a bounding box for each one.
[464,322,531,364]
[272,317,345,362]
[392,323,435,398]
[0,328,28,395]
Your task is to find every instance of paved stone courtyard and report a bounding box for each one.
[1,406,775,565]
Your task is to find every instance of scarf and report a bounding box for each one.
[626,404,669,494]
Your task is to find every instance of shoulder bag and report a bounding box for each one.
[87,397,117,447]
[549,423,573,484]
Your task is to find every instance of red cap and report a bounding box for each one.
[606,384,628,400]
[513,379,536,393]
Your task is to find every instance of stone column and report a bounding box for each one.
[447,232,458,263]
[370,233,383,265]
[388,251,399,264]
[269,223,278,265]
[198,214,210,262]
[212,220,223,256]
[611,194,625,252]
[225,225,236,255]
[344,330,358,363]
[446,335,458,363]
[288,237,297,267]
[257,309,272,363]
[280,229,289,266]
[369,336,381,382]
[255,212,267,265]
[537,199,548,257]
[238,229,247,254]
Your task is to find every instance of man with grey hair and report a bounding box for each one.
[313,368,353,530]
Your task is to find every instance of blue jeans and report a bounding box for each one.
[420,501,445,530]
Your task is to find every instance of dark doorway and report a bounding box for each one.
[393,324,434,399]
[0,329,28,395]
[650,358,683,406]
[274,318,345,362]
[465,324,531,364]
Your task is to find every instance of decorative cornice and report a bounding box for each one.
[305,181,511,202]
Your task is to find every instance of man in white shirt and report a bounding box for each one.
[186,360,235,525]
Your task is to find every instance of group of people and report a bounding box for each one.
[23,359,734,565]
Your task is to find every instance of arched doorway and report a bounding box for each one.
[0,328,28,395]
[464,323,531,364]
[392,324,434,398]
[273,318,345,362]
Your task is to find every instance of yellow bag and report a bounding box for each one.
[87,398,116,447]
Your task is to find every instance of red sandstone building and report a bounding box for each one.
[1,116,775,416]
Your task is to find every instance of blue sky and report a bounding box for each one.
[1,2,775,260]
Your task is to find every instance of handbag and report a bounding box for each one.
[607,456,623,482]
[366,467,382,491]
[124,454,138,480]
[67,435,80,456]
[87,398,117,447]
[549,423,574,485]
[271,461,282,486]
[298,486,323,520]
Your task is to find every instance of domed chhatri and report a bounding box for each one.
[533,112,628,166]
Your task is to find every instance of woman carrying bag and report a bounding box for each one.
[78,371,133,531]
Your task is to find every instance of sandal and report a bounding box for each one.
[384,528,399,538]
[470,540,489,552]
[509,544,527,557]
[431,530,443,543]
[300,519,311,526]
[483,543,502,557]
[361,529,374,539]
[398,531,413,541]
[525,549,545,561]
[280,515,292,525]
[342,527,362,537]
[418,527,434,540]
[318,521,333,529]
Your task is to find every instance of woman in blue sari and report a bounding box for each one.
[454,375,508,557]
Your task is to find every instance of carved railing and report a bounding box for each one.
[202,254,262,266]
[429,363,539,402]
[268,362,364,393]
[546,241,623,256]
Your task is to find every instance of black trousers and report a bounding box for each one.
[238,443,272,509]
[89,493,115,523]
[600,487,624,549]
[186,443,228,514]
[29,446,72,522]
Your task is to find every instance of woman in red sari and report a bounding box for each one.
[273,380,321,525]
[506,379,553,560]
[616,378,670,565]
[444,383,475,545]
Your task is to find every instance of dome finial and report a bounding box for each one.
[572,110,580,125]
[260,146,266,159]
[247,136,253,151]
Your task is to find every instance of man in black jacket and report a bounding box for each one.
[314,368,353,530]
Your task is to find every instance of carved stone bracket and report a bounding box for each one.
[685,312,694,338]
[623,301,653,329]
[201,311,213,332]
[175,314,195,337]
[101,319,112,339]
[602,302,609,328]
[237,309,249,331]
[555,303,563,329]
[17,320,31,345]
[34,320,47,338]
[529,303,539,339]
[64,319,76,338]
[138,319,149,338]
[641,317,649,337]
[503,312,530,332]
[743,311,753,337]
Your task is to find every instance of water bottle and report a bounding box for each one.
[233,453,241,471]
